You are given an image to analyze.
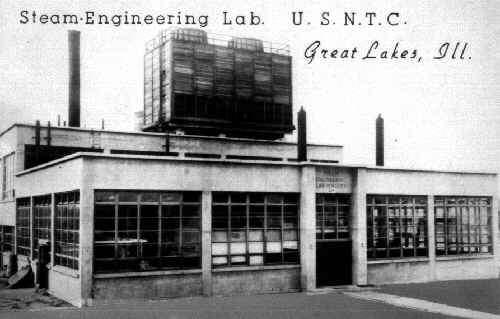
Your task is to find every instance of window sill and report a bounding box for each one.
[50,265,79,278]
[93,268,202,279]
[436,254,494,262]
[368,257,430,265]
[212,264,300,273]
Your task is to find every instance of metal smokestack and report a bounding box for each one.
[376,114,384,166]
[68,30,81,127]
[297,107,307,161]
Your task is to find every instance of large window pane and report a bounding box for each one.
[434,196,492,257]
[211,192,299,267]
[55,191,80,270]
[94,191,201,273]
[367,195,428,260]
[16,198,31,257]
[33,195,51,259]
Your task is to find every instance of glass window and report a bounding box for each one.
[316,194,350,240]
[33,195,51,259]
[2,153,15,200]
[211,192,299,267]
[0,225,14,252]
[435,196,492,256]
[94,191,201,273]
[54,191,80,270]
[16,198,31,257]
[367,195,428,259]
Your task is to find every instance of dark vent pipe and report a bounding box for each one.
[297,107,307,161]
[68,30,81,127]
[376,114,384,166]
[46,121,52,146]
[35,120,41,146]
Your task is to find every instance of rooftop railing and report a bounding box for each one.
[145,28,290,55]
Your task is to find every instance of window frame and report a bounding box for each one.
[211,192,300,268]
[1,152,15,201]
[0,225,14,252]
[32,195,52,259]
[54,191,80,270]
[93,190,202,273]
[16,197,31,257]
[434,196,492,257]
[366,195,428,260]
[316,194,351,241]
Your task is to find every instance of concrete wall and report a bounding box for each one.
[435,257,498,281]
[0,201,15,226]
[15,157,83,197]
[364,168,497,196]
[92,273,202,303]
[368,260,432,284]
[49,268,82,307]
[369,256,499,285]
[86,156,302,193]
[212,267,300,295]
[11,124,343,162]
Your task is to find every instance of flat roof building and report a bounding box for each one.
[0,29,498,307]
[0,123,498,306]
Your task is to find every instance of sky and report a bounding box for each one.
[0,0,499,173]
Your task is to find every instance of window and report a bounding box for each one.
[55,191,80,270]
[94,191,201,273]
[211,193,299,267]
[316,194,350,240]
[1,153,15,200]
[435,196,492,256]
[0,225,14,252]
[16,198,31,257]
[367,195,428,259]
[33,195,51,259]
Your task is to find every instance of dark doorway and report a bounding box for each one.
[316,240,352,286]
[315,194,352,287]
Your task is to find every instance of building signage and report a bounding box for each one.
[315,167,352,193]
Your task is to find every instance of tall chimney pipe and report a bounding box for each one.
[376,114,384,166]
[68,30,81,127]
[297,107,307,161]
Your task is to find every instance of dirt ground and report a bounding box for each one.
[0,279,71,312]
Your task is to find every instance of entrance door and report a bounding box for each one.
[315,194,352,287]
[316,240,352,286]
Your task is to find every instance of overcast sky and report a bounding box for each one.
[0,0,499,173]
